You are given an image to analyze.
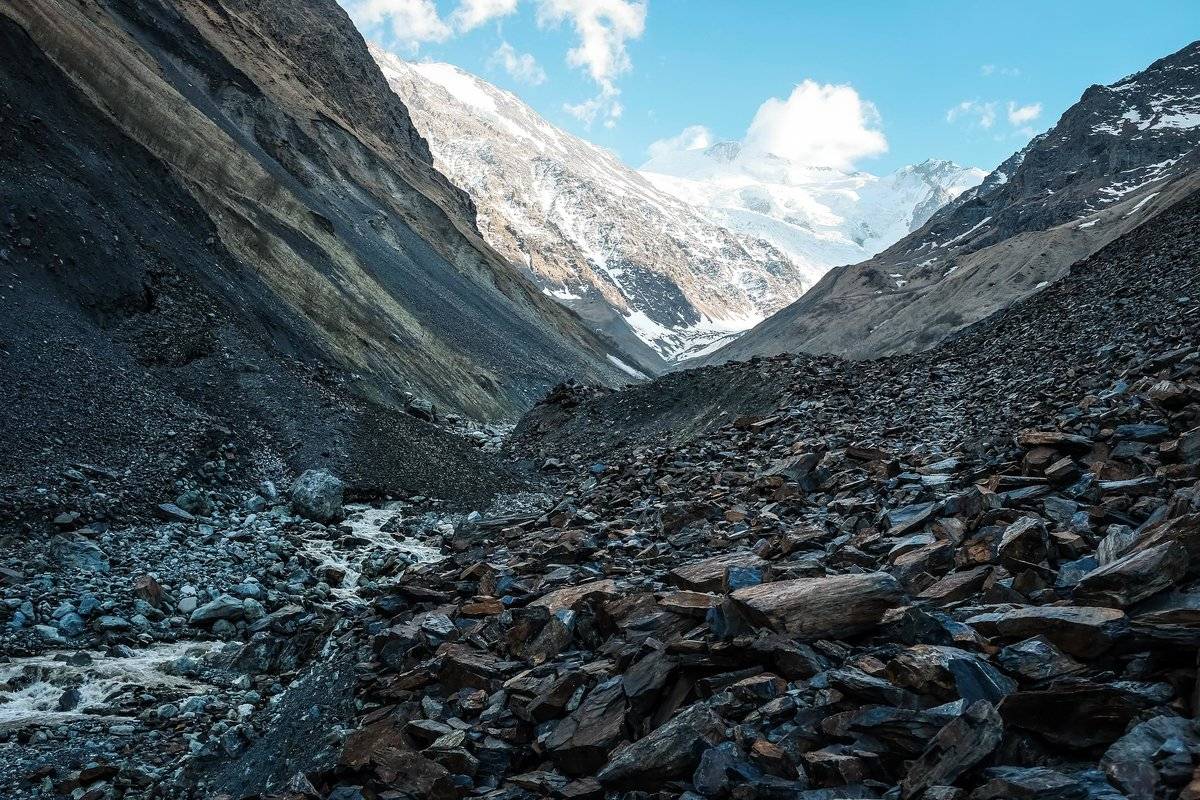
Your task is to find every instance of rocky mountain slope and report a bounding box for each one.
[375,52,811,366]
[0,0,655,515]
[710,39,1200,364]
[641,146,984,287]
[4,163,1197,799]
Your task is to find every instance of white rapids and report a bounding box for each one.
[297,502,445,600]
[0,640,221,731]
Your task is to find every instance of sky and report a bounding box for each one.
[338,0,1200,174]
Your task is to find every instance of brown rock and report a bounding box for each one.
[917,566,993,606]
[987,605,1126,658]
[731,572,906,638]
[530,579,619,613]
[1016,430,1094,453]
[669,551,768,593]
[900,700,1003,800]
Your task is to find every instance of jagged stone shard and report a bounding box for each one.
[669,551,769,593]
[1073,541,1188,608]
[595,701,725,789]
[900,700,1003,800]
[731,572,906,638]
[984,605,1127,658]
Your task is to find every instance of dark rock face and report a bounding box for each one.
[711,41,1200,364]
[0,0,648,525]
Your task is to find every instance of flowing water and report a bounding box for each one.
[296,502,445,600]
[0,640,222,731]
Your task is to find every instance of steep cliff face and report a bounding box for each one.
[711,40,1200,364]
[0,0,652,507]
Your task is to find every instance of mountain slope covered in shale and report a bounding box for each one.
[0,0,653,510]
[711,40,1200,364]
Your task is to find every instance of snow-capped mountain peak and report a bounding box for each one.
[640,144,985,289]
[375,48,808,365]
[375,47,983,364]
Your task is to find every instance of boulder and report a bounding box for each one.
[986,605,1126,658]
[670,551,769,593]
[900,700,1003,799]
[731,572,906,639]
[189,594,245,625]
[289,469,344,522]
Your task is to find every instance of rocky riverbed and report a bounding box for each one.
[3,186,1200,799]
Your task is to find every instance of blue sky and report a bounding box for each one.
[341,0,1200,174]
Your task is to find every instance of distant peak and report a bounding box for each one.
[703,141,742,163]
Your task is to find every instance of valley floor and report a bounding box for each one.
[2,191,1200,799]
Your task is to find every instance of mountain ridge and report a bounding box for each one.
[709,39,1200,364]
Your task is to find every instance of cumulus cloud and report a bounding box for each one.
[536,0,647,128]
[743,80,888,169]
[1006,101,1042,126]
[946,100,998,129]
[450,0,518,32]
[343,0,450,52]
[645,124,713,160]
[489,41,547,85]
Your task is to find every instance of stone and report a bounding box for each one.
[917,567,992,606]
[985,605,1126,658]
[969,767,1086,800]
[157,503,196,523]
[670,551,769,593]
[289,469,344,522]
[900,700,1003,799]
[596,701,726,788]
[997,516,1048,565]
[1101,715,1199,800]
[189,594,244,625]
[546,677,628,776]
[886,645,1016,705]
[886,502,940,536]
[731,572,906,639]
[999,684,1159,749]
[175,489,213,516]
[1016,431,1094,453]
[1073,541,1187,607]
[530,579,619,613]
[995,637,1083,681]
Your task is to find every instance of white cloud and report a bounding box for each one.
[646,124,713,160]
[743,80,888,169]
[343,0,451,51]
[1006,101,1042,126]
[536,0,646,84]
[946,100,998,129]
[536,0,647,128]
[948,99,1042,134]
[563,94,605,125]
[489,41,547,85]
[980,64,1021,78]
[450,0,518,32]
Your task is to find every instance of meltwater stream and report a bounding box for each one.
[0,641,222,732]
[1,502,446,736]
[296,502,445,600]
